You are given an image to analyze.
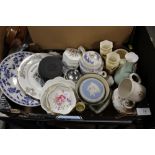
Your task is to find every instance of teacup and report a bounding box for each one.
[118,73,146,102]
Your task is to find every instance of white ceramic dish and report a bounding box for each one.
[40,77,76,115]
[18,53,50,99]
[46,85,76,115]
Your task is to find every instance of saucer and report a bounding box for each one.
[41,83,76,115]
[0,52,40,107]
[41,77,75,98]
[18,53,50,99]
[46,85,76,115]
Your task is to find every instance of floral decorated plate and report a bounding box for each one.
[46,85,76,115]
[0,52,40,107]
[17,53,50,99]
[40,77,75,98]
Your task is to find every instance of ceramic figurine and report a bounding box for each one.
[114,52,139,85]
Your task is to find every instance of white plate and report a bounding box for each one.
[40,77,75,98]
[18,53,51,99]
[40,77,76,115]
[47,85,76,115]
[0,52,40,107]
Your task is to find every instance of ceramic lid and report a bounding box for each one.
[79,78,105,103]
[81,51,103,68]
[38,56,63,81]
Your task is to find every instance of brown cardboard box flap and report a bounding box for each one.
[28,26,133,50]
[0,27,6,61]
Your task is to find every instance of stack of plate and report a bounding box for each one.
[76,73,111,113]
[0,52,61,107]
[0,52,40,107]
[40,77,77,115]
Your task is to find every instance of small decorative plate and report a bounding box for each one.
[47,85,76,115]
[79,78,105,103]
[0,52,40,107]
[18,53,50,99]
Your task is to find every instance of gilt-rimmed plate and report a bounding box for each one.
[46,85,76,115]
[17,53,50,99]
[0,52,40,107]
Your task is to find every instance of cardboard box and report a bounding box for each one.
[0,26,154,128]
[28,26,133,50]
[0,27,6,61]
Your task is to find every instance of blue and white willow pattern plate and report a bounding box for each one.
[0,52,40,107]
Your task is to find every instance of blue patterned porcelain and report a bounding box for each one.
[0,52,40,107]
[79,51,104,74]
[79,78,105,103]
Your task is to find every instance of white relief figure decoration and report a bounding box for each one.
[87,82,100,96]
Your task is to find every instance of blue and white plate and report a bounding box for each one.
[0,52,40,107]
